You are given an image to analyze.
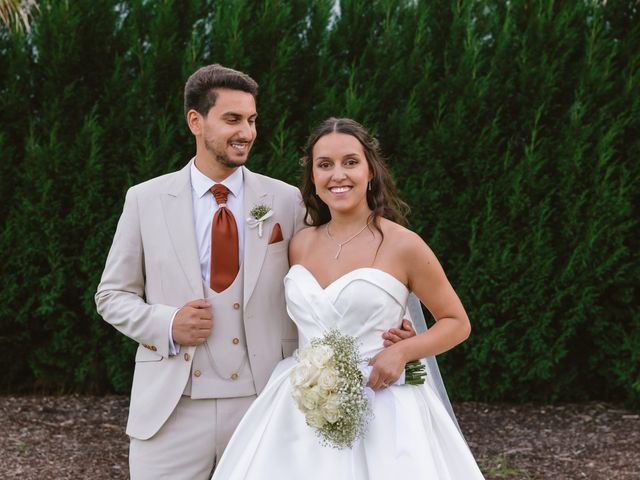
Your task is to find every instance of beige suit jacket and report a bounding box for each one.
[95,162,305,439]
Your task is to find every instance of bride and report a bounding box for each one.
[212,118,485,479]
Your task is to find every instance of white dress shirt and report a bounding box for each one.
[169,159,245,354]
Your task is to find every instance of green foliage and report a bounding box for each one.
[0,0,638,405]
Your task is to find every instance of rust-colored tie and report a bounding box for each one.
[210,184,239,292]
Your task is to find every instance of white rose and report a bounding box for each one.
[309,345,334,368]
[321,406,340,424]
[290,364,309,387]
[301,386,323,411]
[306,410,327,429]
[291,387,306,410]
[321,394,341,424]
[306,364,322,387]
[291,360,320,387]
[325,393,341,409]
[297,345,312,362]
[317,367,339,391]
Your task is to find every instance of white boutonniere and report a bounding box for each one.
[246,204,274,238]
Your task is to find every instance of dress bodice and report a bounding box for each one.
[284,265,409,359]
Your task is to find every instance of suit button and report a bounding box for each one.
[232,338,240,345]
[230,373,238,380]
[184,353,190,361]
[233,303,240,310]
[194,370,201,378]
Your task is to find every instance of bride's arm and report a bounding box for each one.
[367,231,471,389]
[404,233,472,355]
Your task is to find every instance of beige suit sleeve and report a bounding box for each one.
[95,187,175,357]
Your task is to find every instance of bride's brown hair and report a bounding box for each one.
[299,117,409,230]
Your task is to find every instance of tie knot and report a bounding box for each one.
[211,184,230,206]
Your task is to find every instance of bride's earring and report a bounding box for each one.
[368,180,372,191]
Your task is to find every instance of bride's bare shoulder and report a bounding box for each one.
[291,224,319,243]
[378,218,432,260]
[289,225,321,263]
[378,217,421,242]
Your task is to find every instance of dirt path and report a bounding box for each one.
[1,395,638,479]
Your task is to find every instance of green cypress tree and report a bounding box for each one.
[0,0,637,403]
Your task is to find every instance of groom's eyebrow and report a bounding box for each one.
[221,112,258,120]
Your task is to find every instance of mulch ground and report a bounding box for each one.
[1,395,638,479]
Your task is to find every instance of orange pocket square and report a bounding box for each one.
[268,223,284,244]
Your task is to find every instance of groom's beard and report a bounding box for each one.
[205,138,250,169]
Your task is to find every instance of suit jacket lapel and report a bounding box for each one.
[161,161,204,299]
[243,167,272,307]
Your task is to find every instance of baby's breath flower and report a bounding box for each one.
[246,204,274,238]
[249,204,271,220]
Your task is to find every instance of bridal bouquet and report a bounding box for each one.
[290,329,427,449]
[290,330,370,449]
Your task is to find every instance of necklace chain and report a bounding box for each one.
[325,220,372,259]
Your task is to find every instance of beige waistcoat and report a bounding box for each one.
[184,270,256,398]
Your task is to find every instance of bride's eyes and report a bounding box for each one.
[315,158,360,169]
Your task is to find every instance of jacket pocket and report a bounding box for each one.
[266,240,288,255]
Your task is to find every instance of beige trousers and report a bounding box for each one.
[129,394,255,480]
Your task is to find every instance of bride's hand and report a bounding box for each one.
[366,346,407,390]
[382,319,416,347]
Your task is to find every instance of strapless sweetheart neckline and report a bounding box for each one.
[290,264,409,293]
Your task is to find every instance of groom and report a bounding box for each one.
[95,64,306,479]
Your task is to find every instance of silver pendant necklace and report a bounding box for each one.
[325,220,372,259]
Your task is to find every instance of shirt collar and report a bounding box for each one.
[190,159,244,199]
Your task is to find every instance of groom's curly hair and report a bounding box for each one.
[299,117,409,231]
[183,64,258,118]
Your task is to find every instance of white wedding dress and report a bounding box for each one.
[212,265,484,479]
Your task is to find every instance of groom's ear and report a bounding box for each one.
[187,110,202,136]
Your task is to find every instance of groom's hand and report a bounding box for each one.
[382,319,416,347]
[172,299,213,346]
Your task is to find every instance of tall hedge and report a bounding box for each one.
[0,0,638,405]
